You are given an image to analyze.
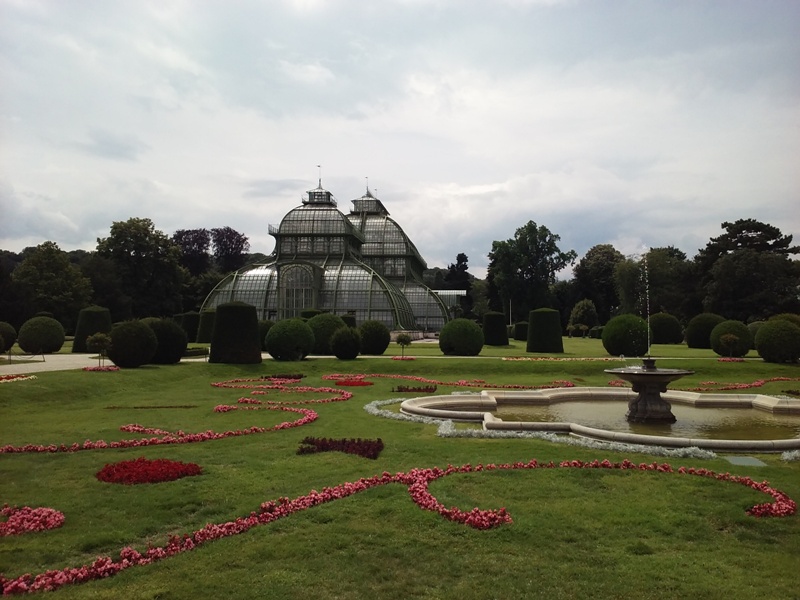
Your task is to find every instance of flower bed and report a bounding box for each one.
[297,437,384,459]
[717,357,745,363]
[391,356,415,361]
[96,457,202,485]
[0,505,65,537]
[684,376,800,392]
[0,374,37,384]
[334,379,373,387]
[82,366,120,372]
[321,373,575,390]
[392,385,437,393]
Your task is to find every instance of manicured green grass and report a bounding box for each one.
[1,349,799,599]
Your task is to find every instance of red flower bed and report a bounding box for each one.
[391,356,415,361]
[335,379,373,387]
[0,505,65,536]
[82,366,120,372]
[297,437,384,459]
[322,373,575,390]
[392,385,437,393]
[96,457,202,485]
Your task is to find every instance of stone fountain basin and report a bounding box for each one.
[399,388,800,452]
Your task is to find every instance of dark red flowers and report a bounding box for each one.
[96,457,202,485]
[297,437,384,459]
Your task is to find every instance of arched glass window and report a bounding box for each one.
[279,265,314,319]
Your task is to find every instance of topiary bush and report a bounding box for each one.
[589,325,604,339]
[307,313,347,355]
[265,319,316,361]
[196,309,216,343]
[107,320,158,368]
[330,326,360,360]
[209,302,262,364]
[526,309,563,353]
[769,313,800,328]
[341,314,357,329]
[439,318,484,356]
[601,314,650,357]
[72,306,113,353]
[755,319,800,364]
[747,321,764,349]
[301,309,322,320]
[648,312,684,344]
[513,321,528,341]
[359,320,391,355]
[685,313,725,349]
[17,316,65,354]
[180,311,201,343]
[0,321,17,352]
[709,320,752,358]
[258,320,276,351]
[143,317,188,364]
[482,311,509,346]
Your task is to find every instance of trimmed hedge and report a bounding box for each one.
[710,320,752,358]
[209,302,262,364]
[439,318,484,356]
[196,310,216,343]
[180,311,201,343]
[359,320,391,355]
[72,306,113,353]
[482,311,509,346]
[108,320,158,368]
[307,313,347,355]
[755,319,800,364]
[300,309,322,320]
[685,313,724,349]
[513,322,528,341]
[769,313,800,328]
[143,318,188,364]
[648,312,684,344]
[0,321,17,353]
[17,316,65,354]
[526,309,563,353]
[601,314,650,357]
[330,327,360,360]
[747,321,764,349]
[265,319,316,361]
[258,320,276,351]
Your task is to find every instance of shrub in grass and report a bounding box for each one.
[258,320,276,351]
[569,299,599,330]
[439,318,484,356]
[265,318,316,361]
[330,326,360,360]
[755,319,800,364]
[709,320,751,358]
[196,309,215,343]
[602,314,650,357]
[108,320,157,368]
[526,309,563,353]
[769,313,800,328]
[17,316,65,354]
[142,317,188,364]
[648,312,684,344]
[685,313,724,349]
[513,321,528,341]
[396,332,413,357]
[307,313,347,355]
[180,311,200,343]
[359,320,391,355]
[483,311,509,346]
[0,321,16,352]
[209,302,262,364]
[747,321,764,349]
[72,306,113,353]
[301,309,322,320]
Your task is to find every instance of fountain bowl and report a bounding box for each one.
[604,358,693,424]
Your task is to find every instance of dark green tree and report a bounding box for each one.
[172,228,212,276]
[573,244,624,324]
[211,227,250,273]
[443,253,474,316]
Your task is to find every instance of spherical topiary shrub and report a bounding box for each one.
[769,313,800,328]
[709,320,752,358]
[684,313,725,349]
[108,320,158,368]
[747,321,764,349]
[648,312,684,344]
[17,316,65,354]
[755,319,800,364]
[209,302,262,364]
[601,314,650,357]
[307,313,347,355]
[143,318,188,364]
[341,314,357,329]
[359,320,391,355]
[526,309,563,353]
[195,309,216,343]
[513,321,528,341]
[258,320,276,351]
[439,318,484,356]
[72,306,113,353]
[265,318,316,361]
[180,311,201,343]
[483,311,509,346]
[331,326,360,360]
[300,309,322,320]
[0,321,17,352]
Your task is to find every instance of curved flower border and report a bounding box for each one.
[321,373,575,390]
[0,505,65,537]
[1,459,793,595]
[0,375,37,384]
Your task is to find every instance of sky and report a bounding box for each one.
[1,0,798,279]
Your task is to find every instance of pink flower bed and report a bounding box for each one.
[96,457,202,485]
[391,356,415,361]
[0,505,64,537]
[82,366,120,372]
[321,373,575,390]
[334,379,373,387]
[0,458,793,595]
[684,376,800,392]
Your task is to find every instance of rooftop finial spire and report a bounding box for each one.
[365,176,369,193]
[317,164,322,188]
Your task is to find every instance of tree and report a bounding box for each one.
[211,227,250,273]
[172,229,212,276]
[443,253,474,316]
[487,221,576,321]
[96,218,185,318]
[78,254,132,321]
[573,244,624,324]
[10,241,92,330]
[695,218,799,273]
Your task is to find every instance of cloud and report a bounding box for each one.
[74,130,151,161]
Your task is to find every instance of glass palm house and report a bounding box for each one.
[200,182,449,331]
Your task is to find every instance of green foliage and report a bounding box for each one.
[685,313,725,349]
[196,309,216,343]
[143,318,188,364]
[107,320,158,368]
[513,321,528,341]
[770,313,800,328]
[341,314,357,328]
[265,318,316,361]
[72,306,113,353]
[17,316,65,354]
[0,321,17,352]
[568,299,599,330]
[180,311,201,343]
[330,326,360,360]
[709,320,752,358]
[85,332,112,366]
[301,309,322,320]
[648,312,684,344]
[209,302,262,364]
[482,311,509,346]
[359,320,391,355]
[601,314,650,357]
[526,308,563,353]
[589,325,604,339]
[396,332,413,357]
[747,321,764,349]
[258,320,276,351]
[573,244,624,324]
[307,313,347,355]
[755,319,800,363]
[438,318,484,356]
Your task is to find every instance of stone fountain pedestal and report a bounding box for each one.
[605,358,694,424]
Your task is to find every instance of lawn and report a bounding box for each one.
[1,340,799,599]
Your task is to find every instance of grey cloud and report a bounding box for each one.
[75,130,150,161]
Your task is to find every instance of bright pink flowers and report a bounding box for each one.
[0,505,64,537]
[96,457,202,485]
[81,366,120,372]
